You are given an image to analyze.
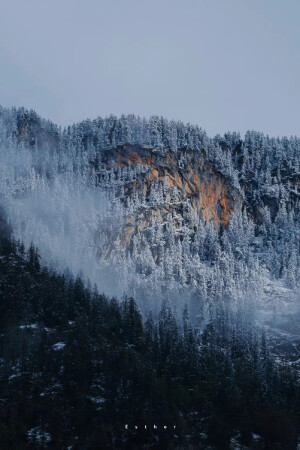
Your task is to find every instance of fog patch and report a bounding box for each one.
[0,137,126,298]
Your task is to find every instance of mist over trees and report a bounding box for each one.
[1,106,300,447]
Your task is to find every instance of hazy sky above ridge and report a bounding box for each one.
[0,0,299,138]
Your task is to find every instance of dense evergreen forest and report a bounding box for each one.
[0,216,300,449]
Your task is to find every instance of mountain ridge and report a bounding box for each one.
[1,105,300,308]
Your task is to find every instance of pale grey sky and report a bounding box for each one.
[0,0,299,137]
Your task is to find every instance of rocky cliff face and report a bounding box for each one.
[95,144,242,260]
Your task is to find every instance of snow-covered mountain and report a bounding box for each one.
[1,105,300,314]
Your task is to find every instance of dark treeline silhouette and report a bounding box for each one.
[0,220,299,449]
